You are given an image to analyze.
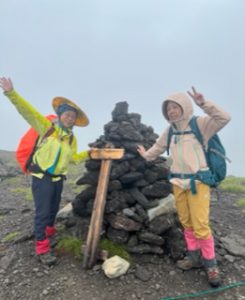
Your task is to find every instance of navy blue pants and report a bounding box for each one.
[32,175,63,241]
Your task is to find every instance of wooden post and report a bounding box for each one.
[83,147,124,269]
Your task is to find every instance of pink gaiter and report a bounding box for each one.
[35,238,50,255]
[199,235,215,260]
[184,229,200,251]
[45,226,56,237]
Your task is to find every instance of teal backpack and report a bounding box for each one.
[167,116,230,192]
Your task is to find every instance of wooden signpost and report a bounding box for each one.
[82,147,124,269]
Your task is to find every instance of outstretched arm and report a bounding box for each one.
[0,76,51,135]
[136,129,168,162]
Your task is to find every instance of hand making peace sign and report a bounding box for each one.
[187,86,205,107]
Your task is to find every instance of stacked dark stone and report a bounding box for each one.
[72,102,184,258]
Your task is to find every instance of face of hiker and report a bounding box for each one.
[166,101,183,122]
[59,110,77,128]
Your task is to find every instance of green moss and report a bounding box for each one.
[70,184,88,195]
[56,236,83,260]
[237,198,245,208]
[56,223,66,233]
[2,231,20,242]
[25,189,33,201]
[3,175,30,188]
[11,187,25,194]
[99,238,132,263]
[55,235,132,263]
[5,176,23,185]
[10,187,33,201]
[220,176,245,193]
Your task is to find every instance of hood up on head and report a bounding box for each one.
[162,92,193,125]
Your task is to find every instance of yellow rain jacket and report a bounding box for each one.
[5,90,89,180]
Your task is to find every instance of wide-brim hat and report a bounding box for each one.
[52,97,89,127]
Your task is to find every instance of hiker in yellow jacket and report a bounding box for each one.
[137,87,231,287]
[0,77,90,266]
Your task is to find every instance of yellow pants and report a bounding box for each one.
[173,183,211,239]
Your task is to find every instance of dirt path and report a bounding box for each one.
[0,175,245,300]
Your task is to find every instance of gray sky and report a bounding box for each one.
[0,0,244,176]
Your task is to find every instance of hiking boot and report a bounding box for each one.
[176,250,202,270]
[38,252,57,266]
[49,235,59,248]
[177,256,202,270]
[206,266,221,287]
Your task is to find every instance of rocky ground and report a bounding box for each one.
[0,157,245,299]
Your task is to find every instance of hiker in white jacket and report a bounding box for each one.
[138,87,231,287]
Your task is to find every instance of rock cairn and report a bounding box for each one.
[72,102,184,258]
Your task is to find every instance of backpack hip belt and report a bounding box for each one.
[28,162,66,180]
[167,116,229,188]
[169,169,216,194]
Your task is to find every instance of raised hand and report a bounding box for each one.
[187,86,205,106]
[0,77,14,92]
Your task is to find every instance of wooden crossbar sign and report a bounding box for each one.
[82,147,124,269]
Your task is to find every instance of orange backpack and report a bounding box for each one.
[16,114,57,174]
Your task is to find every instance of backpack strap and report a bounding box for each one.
[26,124,56,170]
[68,133,74,145]
[189,116,210,166]
[166,125,193,155]
[166,126,173,155]
[189,116,205,148]
[40,123,73,145]
[27,124,73,174]
[166,116,206,159]
[39,124,56,143]
[32,123,73,160]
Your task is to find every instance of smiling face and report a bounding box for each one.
[166,101,183,122]
[59,110,77,128]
